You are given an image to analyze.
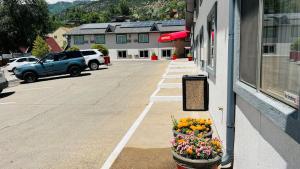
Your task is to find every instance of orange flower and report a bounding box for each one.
[178,139,185,144]
[187,147,193,154]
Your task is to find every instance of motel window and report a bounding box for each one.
[263,44,276,54]
[95,35,105,44]
[139,50,149,58]
[162,49,172,58]
[118,50,127,59]
[291,26,300,37]
[240,0,300,108]
[207,3,217,76]
[116,34,127,44]
[138,33,149,43]
[74,35,84,45]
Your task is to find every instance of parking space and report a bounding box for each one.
[0,61,168,169]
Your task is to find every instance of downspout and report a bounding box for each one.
[221,0,236,166]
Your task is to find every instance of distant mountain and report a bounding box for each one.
[49,0,185,26]
[48,0,92,14]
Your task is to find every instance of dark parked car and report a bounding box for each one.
[15,51,87,83]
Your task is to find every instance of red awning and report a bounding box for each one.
[158,30,189,42]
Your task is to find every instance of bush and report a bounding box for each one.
[291,38,300,51]
[31,36,50,58]
[67,46,80,51]
[151,51,157,56]
[91,44,109,56]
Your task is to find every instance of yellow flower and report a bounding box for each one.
[187,147,193,154]
[190,125,196,131]
[178,139,185,144]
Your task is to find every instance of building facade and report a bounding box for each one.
[186,0,299,169]
[48,27,72,49]
[66,20,190,60]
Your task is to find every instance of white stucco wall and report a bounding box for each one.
[191,1,300,169]
[68,32,189,60]
[193,0,229,149]
[235,96,300,169]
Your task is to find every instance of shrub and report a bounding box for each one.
[67,46,80,51]
[151,51,157,56]
[31,35,49,58]
[91,44,109,56]
[291,38,300,51]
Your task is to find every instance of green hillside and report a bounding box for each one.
[48,1,92,14]
[49,0,185,26]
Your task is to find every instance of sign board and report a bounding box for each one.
[182,75,209,111]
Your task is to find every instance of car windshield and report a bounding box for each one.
[41,54,54,62]
[9,59,16,63]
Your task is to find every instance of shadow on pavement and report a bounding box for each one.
[20,73,91,84]
[0,91,15,99]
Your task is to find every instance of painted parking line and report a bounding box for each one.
[0,102,16,105]
[101,60,195,169]
[101,102,154,169]
[159,83,182,89]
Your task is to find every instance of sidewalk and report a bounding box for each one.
[108,59,219,169]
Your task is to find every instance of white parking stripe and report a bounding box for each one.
[100,102,154,169]
[0,102,16,105]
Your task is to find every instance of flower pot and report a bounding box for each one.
[172,129,213,138]
[104,56,111,65]
[289,51,300,62]
[151,55,158,60]
[172,55,177,60]
[172,150,222,169]
[188,56,193,61]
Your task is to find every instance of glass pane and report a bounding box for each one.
[95,35,105,44]
[261,0,300,107]
[240,0,259,87]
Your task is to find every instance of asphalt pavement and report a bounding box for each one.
[0,61,167,169]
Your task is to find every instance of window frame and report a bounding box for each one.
[116,34,127,44]
[95,34,106,44]
[138,33,149,43]
[139,50,149,58]
[237,0,299,109]
[206,2,218,81]
[74,35,84,45]
[161,49,172,58]
[117,50,127,59]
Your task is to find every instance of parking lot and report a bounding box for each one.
[0,61,167,169]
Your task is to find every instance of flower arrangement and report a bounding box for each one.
[172,116,212,137]
[171,135,222,160]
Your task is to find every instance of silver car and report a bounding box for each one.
[0,68,8,94]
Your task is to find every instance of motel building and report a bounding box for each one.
[186,0,299,169]
[65,20,191,60]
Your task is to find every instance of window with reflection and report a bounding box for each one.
[261,0,300,107]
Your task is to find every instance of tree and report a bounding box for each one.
[67,46,80,51]
[31,36,50,58]
[0,0,50,52]
[91,44,109,56]
[118,0,130,16]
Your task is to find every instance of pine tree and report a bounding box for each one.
[31,36,50,58]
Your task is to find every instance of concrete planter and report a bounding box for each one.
[172,55,177,60]
[173,129,213,138]
[172,150,222,169]
[289,51,300,62]
[151,55,158,60]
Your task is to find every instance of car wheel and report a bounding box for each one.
[23,71,37,83]
[69,66,81,77]
[89,61,99,70]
